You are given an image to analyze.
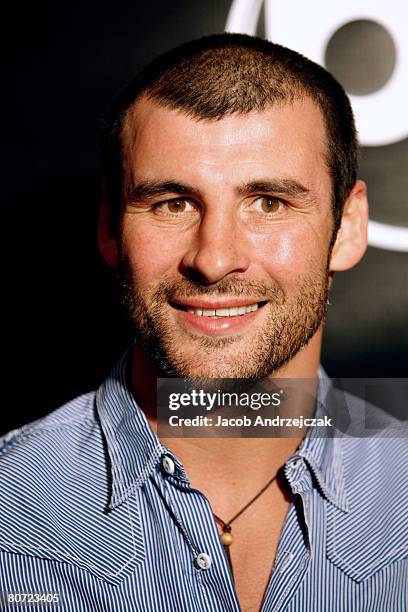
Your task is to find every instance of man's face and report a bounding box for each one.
[118,97,334,378]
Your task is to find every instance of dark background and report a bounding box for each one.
[3,1,407,434]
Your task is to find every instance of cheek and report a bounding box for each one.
[251,224,329,285]
[121,219,185,284]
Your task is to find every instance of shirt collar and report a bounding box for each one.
[292,367,350,512]
[96,345,168,510]
[96,348,349,512]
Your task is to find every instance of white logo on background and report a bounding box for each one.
[226,0,408,252]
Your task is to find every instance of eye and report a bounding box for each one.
[156,199,197,214]
[252,196,286,214]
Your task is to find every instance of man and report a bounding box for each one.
[0,34,406,612]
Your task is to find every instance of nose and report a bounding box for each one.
[181,208,250,284]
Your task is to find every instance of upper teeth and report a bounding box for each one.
[186,303,259,317]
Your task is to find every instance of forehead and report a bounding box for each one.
[121,96,330,196]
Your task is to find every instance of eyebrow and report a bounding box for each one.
[127,177,312,202]
[236,179,311,199]
[128,180,200,201]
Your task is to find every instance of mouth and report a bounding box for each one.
[168,299,268,335]
[170,300,268,318]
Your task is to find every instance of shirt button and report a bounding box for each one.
[291,458,302,468]
[279,551,294,573]
[196,553,212,570]
[162,455,175,475]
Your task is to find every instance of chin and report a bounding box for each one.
[157,348,275,380]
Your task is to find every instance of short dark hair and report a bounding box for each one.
[102,33,358,236]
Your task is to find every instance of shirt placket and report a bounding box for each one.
[157,452,242,612]
[156,449,317,612]
[261,456,313,612]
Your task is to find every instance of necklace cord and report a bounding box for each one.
[214,467,282,529]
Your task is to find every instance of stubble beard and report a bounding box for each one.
[119,258,331,379]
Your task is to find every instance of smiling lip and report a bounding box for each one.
[170,298,267,310]
[170,299,268,334]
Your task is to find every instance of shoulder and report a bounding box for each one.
[0,391,106,517]
[0,391,146,586]
[326,398,407,582]
[337,391,407,475]
[0,393,109,570]
[339,427,407,507]
[335,390,407,510]
[0,390,98,464]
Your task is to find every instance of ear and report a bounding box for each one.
[329,180,368,272]
[97,200,119,269]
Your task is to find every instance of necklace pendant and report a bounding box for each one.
[220,526,233,546]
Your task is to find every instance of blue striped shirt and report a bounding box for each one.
[0,348,406,611]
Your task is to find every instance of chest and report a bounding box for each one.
[231,534,283,611]
[218,496,292,611]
